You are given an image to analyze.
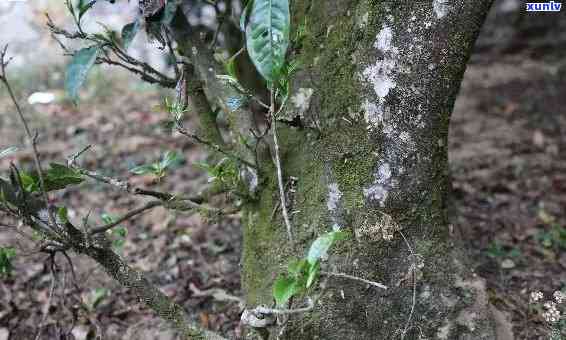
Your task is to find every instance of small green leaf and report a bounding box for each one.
[44,163,84,191]
[110,226,127,249]
[78,0,97,21]
[0,246,16,277]
[19,171,38,192]
[245,0,290,82]
[121,20,141,50]
[224,57,238,79]
[57,207,69,224]
[0,146,18,160]
[89,287,109,309]
[306,260,320,288]
[287,258,309,277]
[161,0,178,25]
[307,231,346,265]
[273,275,298,306]
[65,46,100,103]
[160,150,180,169]
[240,0,253,32]
[130,164,157,175]
[101,213,115,225]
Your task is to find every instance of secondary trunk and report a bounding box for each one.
[240,1,497,339]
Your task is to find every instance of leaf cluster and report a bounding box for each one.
[273,231,346,306]
[130,151,183,181]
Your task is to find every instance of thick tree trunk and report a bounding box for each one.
[240,1,497,339]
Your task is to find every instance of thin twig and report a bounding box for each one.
[399,230,417,340]
[176,124,257,169]
[255,298,314,315]
[67,145,92,167]
[89,200,162,235]
[271,88,293,242]
[0,45,56,228]
[320,271,388,290]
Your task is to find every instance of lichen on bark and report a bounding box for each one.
[239,0,498,339]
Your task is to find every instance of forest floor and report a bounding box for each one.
[0,1,565,339]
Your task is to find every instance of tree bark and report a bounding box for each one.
[239,0,497,339]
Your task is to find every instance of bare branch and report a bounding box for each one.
[320,271,388,290]
[271,118,293,243]
[89,200,163,235]
[176,125,256,169]
[0,46,56,228]
[254,298,314,316]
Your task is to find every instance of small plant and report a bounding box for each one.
[535,210,566,250]
[485,240,521,259]
[85,287,110,311]
[18,163,84,193]
[195,157,240,191]
[0,246,16,277]
[130,150,183,181]
[101,213,127,250]
[272,230,347,306]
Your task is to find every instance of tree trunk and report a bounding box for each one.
[240,1,497,339]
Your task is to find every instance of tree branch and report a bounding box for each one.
[84,244,227,340]
[0,45,56,228]
[89,200,163,235]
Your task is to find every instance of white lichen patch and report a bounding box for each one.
[363,162,393,206]
[433,0,451,19]
[327,182,343,213]
[359,13,433,207]
[375,25,393,51]
[361,24,400,131]
[363,100,382,130]
[290,88,314,116]
[327,182,343,231]
[378,163,392,180]
[363,184,389,206]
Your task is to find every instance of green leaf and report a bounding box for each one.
[224,57,238,79]
[19,171,38,192]
[160,150,181,169]
[0,146,18,160]
[273,275,298,306]
[130,164,158,175]
[57,207,69,224]
[89,287,109,309]
[0,246,16,277]
[161,0,178,25]
[65,46,100,103]
[121,20,141,50]
[306,260,320,288]
[287,258,309,277]
[78,0,97,21]
[44,163,84,191]
[110,226,127,249]
[245,0,290,82]
[307,231,346,265]
[101,213,115,225]
[240,0,253,32]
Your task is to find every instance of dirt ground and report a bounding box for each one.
[0,1,565,339]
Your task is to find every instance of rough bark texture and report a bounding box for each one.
[240,0,497,339]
